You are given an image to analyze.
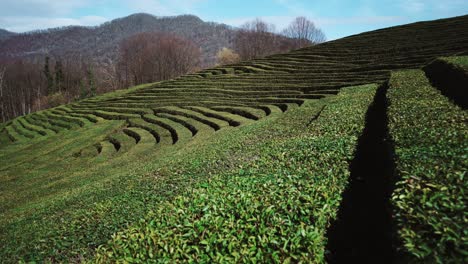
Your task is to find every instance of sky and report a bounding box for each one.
[0,0,467,40]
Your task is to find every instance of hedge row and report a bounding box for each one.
[10,120,36,139]
[388,70,467,262]
[73,110,140,121]
[16,117,48,136]
[155,113,198,137]
[184,106,242,127]
[423,56,468,109]
[141,115,180,144]
[94,84,378,263]
[127,119,162,144]
[4,125,20,142]
[153,108,222,131]
[42,111,86,127]
[29,114,63,133]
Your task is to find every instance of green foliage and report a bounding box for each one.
[88,66,97,97]
[79,79,89,99]
[55,59,64,92]
[388,70,467,262]
[1,14,467,263]
[94,84,378,263]
[43,56,54,95]
[443,56,468,70]
[47,92,68,108]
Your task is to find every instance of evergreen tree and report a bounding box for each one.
[79,79,88,99]
[54,60,64,92]
[87,67,96,97]
[43,56,54,94]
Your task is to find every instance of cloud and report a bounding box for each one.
[221,15,405,31]
[0,0,106,31]
[401,0,426,13]
[399,0,467,14]
[315,16,405,26]
[433,0,468,12]
[121,0,205,16]
[273,0,306,15]
[123,0,175,15]
[0,0,89,16]
[0,16,108,32]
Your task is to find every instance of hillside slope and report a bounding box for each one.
[0,13,235,66]
[0,29,15,41]
[0,15,467,263]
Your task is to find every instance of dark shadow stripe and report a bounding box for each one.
[423,59,468,109]
[326,82,399,263]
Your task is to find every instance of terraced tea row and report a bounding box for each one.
[2,16,467,154]
[94,84,380,263]
[388,70,467,261]
[98,104,286,156]
[2,76,324,158]
[423,56,468,109]
[2,100,296,157]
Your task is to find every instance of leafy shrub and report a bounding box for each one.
[388,70,467,262]
[47,92,69,108]
[444,56,468,70]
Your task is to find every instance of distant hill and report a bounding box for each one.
[0,13,236,66]
[0,29,15,41]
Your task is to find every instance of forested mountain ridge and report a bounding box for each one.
[0,13,235,66]
[0,29,15,41]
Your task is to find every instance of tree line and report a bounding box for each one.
[0,56,99,122]
[221,16,326,64]
[0,16,325,122]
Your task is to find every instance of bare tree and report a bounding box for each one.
[98,63,120,93]
[117,32,201,86]
[282,17,326,49]
[216,48,240,65]
[233,18,302,60]
[0,56,97,121]
[234,18,279,60]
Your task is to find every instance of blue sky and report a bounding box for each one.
[1,0,467,40]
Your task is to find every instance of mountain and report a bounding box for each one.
[0,29,15,41]
[0,13,236,66]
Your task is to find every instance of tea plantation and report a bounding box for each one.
[0,15,467,263]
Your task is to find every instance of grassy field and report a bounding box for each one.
[0,15,467,263]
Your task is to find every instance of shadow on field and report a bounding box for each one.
[423,60,468,109]
[325,82,400,263]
